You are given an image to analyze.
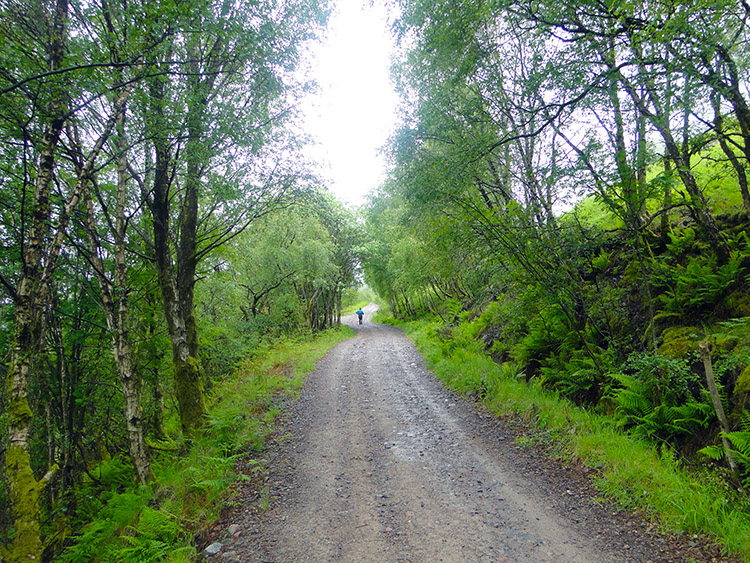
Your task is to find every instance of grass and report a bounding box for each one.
[395,316,750,562]
[59,326,354,562]
[563,139,748,231]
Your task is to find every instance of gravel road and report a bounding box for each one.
[220,305,735,562]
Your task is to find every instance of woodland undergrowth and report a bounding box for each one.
[57,327,353,563]
[380,313,750,561]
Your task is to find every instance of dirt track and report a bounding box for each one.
[219,305,734,562]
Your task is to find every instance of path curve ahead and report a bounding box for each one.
[227,305,732,563]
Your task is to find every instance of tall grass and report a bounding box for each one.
[398,318,750,561]
[60,327,354,562]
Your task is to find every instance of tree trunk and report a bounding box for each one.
[81,107,152,484]
[5,2,69,556]
[175,78,205,435]
[699,342,740,483]
[660,157,673,243]
[711,92,750,212]
[617,46,725,256]
[114,114,152,485]
[147,62,208,436]
[113,331,152,485]
[712,46,750,212]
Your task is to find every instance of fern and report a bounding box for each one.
[740,410,750,431]
[614,389,651,421]
[700,444,725,461]
[539,348,612,405]
[613,362,712,443]
[115,507,194,563]
[698,411,750,487]
[60,492,148,562]
[625,402,712,442]
[189,476,234,494]
[656,253,741,318]
[665,227,696,256]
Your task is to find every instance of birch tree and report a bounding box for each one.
[0,1,134,558]
[133,0,328,434]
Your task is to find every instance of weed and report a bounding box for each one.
[259,486,271,512]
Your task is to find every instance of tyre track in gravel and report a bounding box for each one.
[226,305,735,563]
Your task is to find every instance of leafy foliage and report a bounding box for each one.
[58,328,350,561]
[655,253,743,320]
[118,508,193,563]
[362,0,750,508]
[700,411,750,487]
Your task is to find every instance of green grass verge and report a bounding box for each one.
[59,326,354,563]
[396,317,750,561]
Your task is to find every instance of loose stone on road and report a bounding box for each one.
[224,304,733,562]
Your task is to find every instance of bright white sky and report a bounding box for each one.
[301,0,399,208]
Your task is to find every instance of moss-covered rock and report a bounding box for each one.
[726,291,750,318]
[735,364,750,395]
[712,334,740,353]
[658,326,703,359]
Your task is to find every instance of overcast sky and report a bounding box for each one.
[301,0,399,208]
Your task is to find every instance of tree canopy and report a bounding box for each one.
[0,1,368,560]
[363,0,750,496]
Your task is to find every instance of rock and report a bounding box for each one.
[658,326,702,359]
[205,542,223,556]
[228,524,240,535]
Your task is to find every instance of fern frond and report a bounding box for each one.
[724,431,750,457]
[739,410,750,432]
[615,389,651,418]
[698,444,725,461]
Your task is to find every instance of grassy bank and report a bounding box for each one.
[393,317,750,561]
[59,327,354,562]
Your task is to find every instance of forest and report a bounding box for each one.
[0,0,364,560]
[3,0,750,561]
[363,0,750,557]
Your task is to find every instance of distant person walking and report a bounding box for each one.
[356,308,364,325]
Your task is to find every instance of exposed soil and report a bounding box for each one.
[207,305,738,562]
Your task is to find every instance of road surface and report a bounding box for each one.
[221,304,732,562]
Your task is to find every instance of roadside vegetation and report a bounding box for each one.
[0,1,368,561]
[56,326,353,563]
[362,0,750,560]
[384,316,750,559]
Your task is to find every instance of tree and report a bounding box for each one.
[138,0,328,435]
[0,0,330,556]
[0,0,134,558]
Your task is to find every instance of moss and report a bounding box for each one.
[174,355,207,436]
[712,334,740,353]
[622,259,643,284]
[5,443,42,562]
[726,291,750,318]
[735,364,750,395]
[6,368,33,427]
[658,326,703,359]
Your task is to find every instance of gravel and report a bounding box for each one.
[207,305,737,562]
